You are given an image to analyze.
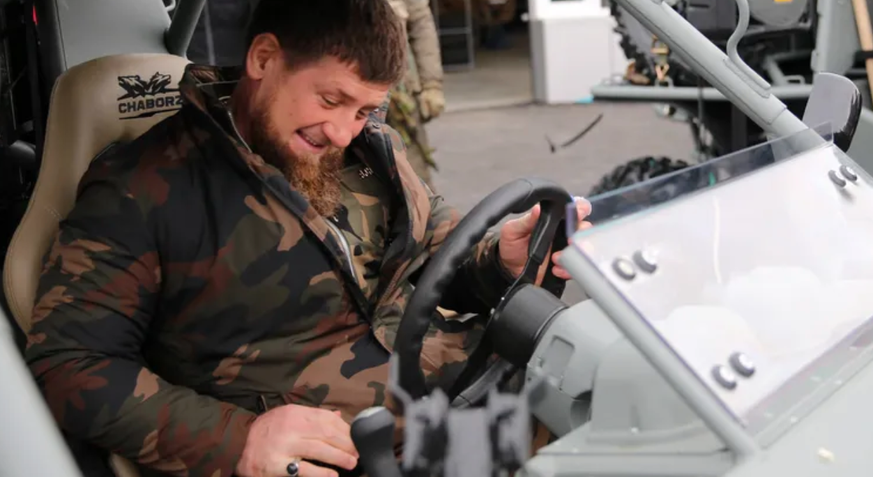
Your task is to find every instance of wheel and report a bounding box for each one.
[589,156,691,197]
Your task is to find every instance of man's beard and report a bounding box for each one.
[248,106,345,218]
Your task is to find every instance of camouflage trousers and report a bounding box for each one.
[386,86,437,191]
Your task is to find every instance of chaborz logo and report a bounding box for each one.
[117,72,183,120]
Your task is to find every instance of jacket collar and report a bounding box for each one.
[179,64,374,305]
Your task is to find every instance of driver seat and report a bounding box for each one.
[2,53,191,477]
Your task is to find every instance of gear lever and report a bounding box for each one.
[350,407,403,477]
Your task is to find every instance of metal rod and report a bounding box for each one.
[34,0,66,86]
[769,49,813,63]
[612,0,810,140]
[25,0,44,165]
[591,84,813,101]
[465,0,475,70]
[762,56,789,86]
[726,0,771,91]
[202,1,215,65]
[438,27,473,35]
[559,248,761,459]
[164,0,207,57]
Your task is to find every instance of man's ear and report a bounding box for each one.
[245,33,283,81]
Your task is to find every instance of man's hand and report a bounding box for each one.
[499,197,593,282]
[236,405,359,477]
[418,87,445,121]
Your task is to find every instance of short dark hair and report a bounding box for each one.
[245,0,407,85]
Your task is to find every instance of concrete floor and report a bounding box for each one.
[427,102,696,211]
[424,101,696,304]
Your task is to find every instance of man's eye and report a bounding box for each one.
[322,96,338,107]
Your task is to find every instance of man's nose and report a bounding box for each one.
[322,119,360,148]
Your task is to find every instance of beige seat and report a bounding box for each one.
[2,53,191,477]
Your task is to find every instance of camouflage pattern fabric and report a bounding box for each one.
[387,0,443,190]
[386,83,437,188]
[388,0,443,97]
[333,158,394,301]
[25,64,516,477]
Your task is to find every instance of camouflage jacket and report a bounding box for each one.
[25,65,514,477]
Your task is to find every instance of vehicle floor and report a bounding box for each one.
[427,101,695,305]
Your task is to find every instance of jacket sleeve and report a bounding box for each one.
[406,0,444,91]
[25,172,256,477]
[417,186,516,315]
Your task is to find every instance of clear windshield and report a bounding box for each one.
[570,125,873,431]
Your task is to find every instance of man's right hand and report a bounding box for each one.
[236,404,359,477]
[418,87,445,122]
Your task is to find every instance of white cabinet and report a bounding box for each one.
[529,0,627,103]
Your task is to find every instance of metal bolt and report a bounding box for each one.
[633,249,658,273]
[818,448,835,463]
[612,257,636,280]
[840,164,858,182]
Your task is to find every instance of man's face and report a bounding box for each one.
[240,37,390,216]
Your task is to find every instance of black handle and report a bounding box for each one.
[350,407,403,477]
[801,72,861,152]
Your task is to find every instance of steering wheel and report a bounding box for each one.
[393,178,575,405]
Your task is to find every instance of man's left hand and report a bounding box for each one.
[498,197,593,282]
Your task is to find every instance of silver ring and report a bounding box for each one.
[286,457,301,477]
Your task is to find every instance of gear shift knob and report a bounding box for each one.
[351,407,403,477]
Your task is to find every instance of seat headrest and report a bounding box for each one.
[3,53,191,332]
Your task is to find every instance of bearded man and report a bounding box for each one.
[24,1,591,477]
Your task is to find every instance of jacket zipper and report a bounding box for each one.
[324,217,357,279]
[375,211,415,311]
[226,111,252,153]
[373,133,416,312]
[228,110,356,276]
[376,257,402,311]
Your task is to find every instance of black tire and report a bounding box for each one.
[587,156,709,223]
[589,156,691,197]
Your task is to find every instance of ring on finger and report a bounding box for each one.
[286,457,301,477]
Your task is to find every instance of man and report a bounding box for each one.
[25,1,590,477]
[386,0,445,190]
